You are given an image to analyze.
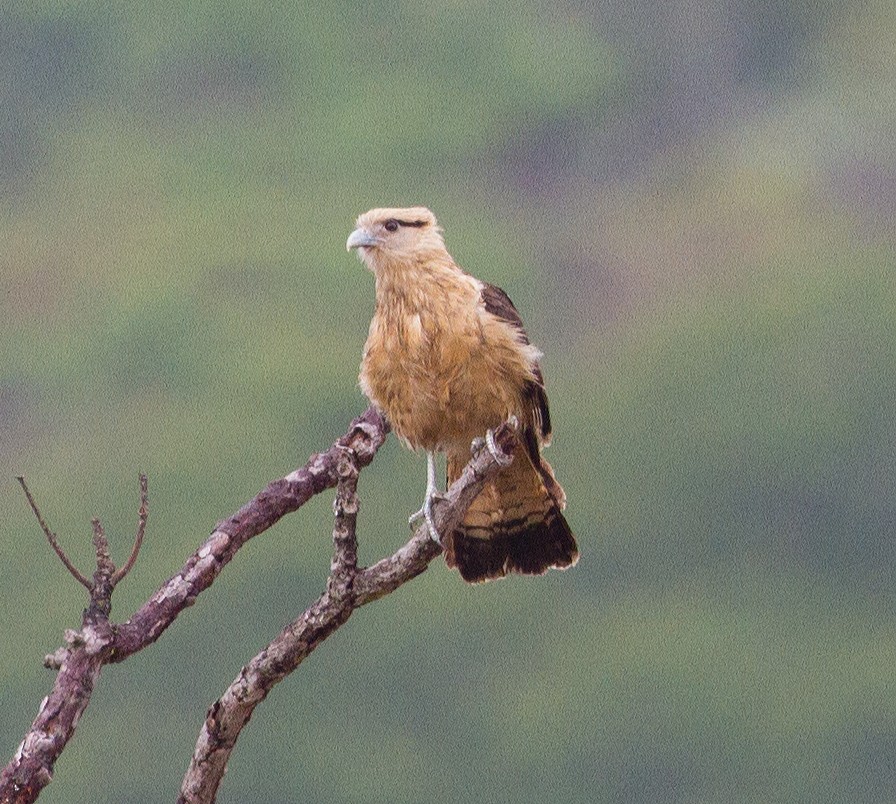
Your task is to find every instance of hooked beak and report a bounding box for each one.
[346,228,379,251]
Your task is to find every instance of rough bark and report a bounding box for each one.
[1,408,517,804]
[177,423,516,803]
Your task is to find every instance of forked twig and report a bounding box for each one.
[2,408,517,804]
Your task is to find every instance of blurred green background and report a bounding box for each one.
[2,1,895,802]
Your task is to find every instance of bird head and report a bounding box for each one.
[347,207,446,270]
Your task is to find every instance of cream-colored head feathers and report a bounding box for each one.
[347,207,447,270]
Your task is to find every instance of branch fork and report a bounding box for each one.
[3,409,517,804]
[16,474,148,623]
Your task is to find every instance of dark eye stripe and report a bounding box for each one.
[384,218,426,229]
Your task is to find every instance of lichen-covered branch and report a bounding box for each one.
[108,407,389,663]
[0,408,390,804]
[0,622,112,804]
[1,407,516,804]
[177,421,517,804]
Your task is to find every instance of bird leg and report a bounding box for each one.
[408,451,442,544]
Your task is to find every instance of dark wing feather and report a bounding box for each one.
[479,282,552,444]
[479,282,526,332]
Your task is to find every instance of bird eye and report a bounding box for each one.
[384,219,400,233]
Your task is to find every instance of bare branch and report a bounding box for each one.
[111,473,148,586]
[0,622,114,804]
[90,519,113,576]
[2,408,513,804]
[108,406,389,664]
[328,446,360,600]
[1,407,390,803]
[355,420,517,604]
[16,477,90,589]
[177,421,517,804]
[178,446,367,804]
[86,519,116,623]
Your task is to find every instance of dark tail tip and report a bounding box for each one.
[448,512,579,584]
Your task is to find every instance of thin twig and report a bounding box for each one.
[91,519,112,571]
[111,474,148,586]
[3,408,388,804]
[16,476,90,589]
[88,519,115,622]
[2,408,507,804]
[107,407,389,665]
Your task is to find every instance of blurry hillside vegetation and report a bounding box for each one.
[1,1,895,802]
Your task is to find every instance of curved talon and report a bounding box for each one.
[424,497,440,544]
[409,495,442,544]
[485,427,514,467]
[409,451,443,544]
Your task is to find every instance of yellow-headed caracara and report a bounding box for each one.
[347,207,579,583]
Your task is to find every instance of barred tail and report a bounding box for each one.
[443,450,579,584]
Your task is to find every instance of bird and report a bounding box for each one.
[347,206,578,583]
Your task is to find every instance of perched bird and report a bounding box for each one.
[347,207,578,583]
